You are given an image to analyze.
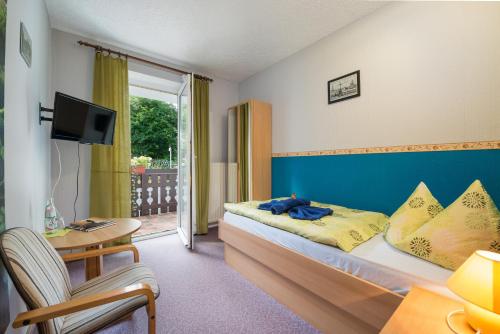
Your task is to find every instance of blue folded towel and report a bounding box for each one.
[258,198,311,215]
[288,205,333,221]
[270,198,311,215]
[257,200,279,211]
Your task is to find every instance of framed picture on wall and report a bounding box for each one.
[20,21,31,68]
[328,70,360,104]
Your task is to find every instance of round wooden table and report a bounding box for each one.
[48,218,141,280]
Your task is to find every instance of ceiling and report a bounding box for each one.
[45,0,387,82]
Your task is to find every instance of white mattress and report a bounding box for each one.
[223,211,456,298]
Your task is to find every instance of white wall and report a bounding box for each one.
[239,2,500,154]
[51,30,93,223]
[210,76,239,162]
[51,29,239,222]
[4,0,52,332]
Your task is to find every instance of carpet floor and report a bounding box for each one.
[67,227,319,334]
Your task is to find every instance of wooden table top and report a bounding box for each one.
[48,218,141,250]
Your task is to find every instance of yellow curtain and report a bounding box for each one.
[89,52,131,221]
[238,103,249,202]
[193,77,210,235]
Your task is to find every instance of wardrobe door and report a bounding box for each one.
[226,107,237,203]
[251,100,272,200]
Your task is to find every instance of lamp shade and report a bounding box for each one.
[447,250,500,313]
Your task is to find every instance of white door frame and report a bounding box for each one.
[176,74,194,249]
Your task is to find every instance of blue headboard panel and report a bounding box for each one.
[272,150,500,215]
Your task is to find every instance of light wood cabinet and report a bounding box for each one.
[381,287,474,334]
[227,100,272,202]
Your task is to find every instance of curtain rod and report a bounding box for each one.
[77,40,213,82]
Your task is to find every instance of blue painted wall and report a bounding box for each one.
[272,150,500,215]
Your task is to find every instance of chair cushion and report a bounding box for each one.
[385,182,443,244]
[62,263,159,334]
[0,228,72,334]
[393,180,500,270]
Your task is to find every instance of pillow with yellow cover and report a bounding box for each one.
[385,182,443,244]
[392,180,500,270]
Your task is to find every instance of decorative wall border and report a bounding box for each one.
[272,140,500,158]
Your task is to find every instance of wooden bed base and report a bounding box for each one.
[218,219,404,334]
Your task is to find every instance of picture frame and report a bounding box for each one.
[328,70,360,104]
[19,21,31,68]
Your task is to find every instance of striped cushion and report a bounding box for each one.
[62,263,159,334]
[0,228,72,334]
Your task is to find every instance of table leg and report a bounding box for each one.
[85,244,103,280]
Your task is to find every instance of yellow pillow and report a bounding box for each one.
[393,180,500,270]
[385,182,443,244]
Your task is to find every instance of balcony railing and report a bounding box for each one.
[131,168,178,217]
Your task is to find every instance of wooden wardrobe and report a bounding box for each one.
[227,100,272,203]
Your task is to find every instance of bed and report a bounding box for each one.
[219,211,454,334]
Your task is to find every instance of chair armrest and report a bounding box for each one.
[13,283,155,328]
[61,244,139,263]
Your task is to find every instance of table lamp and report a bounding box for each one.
[447,250,500,334]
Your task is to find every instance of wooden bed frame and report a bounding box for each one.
[218,219,404,334]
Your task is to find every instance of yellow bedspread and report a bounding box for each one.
[224,200,388,252]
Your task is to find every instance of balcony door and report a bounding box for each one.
[176,74,193,249]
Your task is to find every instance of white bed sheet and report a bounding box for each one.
[223,211,456,298]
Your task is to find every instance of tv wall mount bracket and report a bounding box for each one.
[39,103,53,125]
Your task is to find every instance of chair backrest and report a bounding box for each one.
[0,228,72,334]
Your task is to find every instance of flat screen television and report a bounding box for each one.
[51,92,116,145]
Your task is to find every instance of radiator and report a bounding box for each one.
[208,162,227,223]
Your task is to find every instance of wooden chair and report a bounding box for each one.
[0,227,159,334]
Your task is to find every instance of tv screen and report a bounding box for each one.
[51,92,116,145]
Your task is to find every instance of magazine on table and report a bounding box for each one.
[69,219,116,232]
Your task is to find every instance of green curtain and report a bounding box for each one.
[193,77,210,235]
[90,52,131,222]
[238,103,249,202]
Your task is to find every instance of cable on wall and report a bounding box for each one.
[73,143,80,223]
[51,141,62,199]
